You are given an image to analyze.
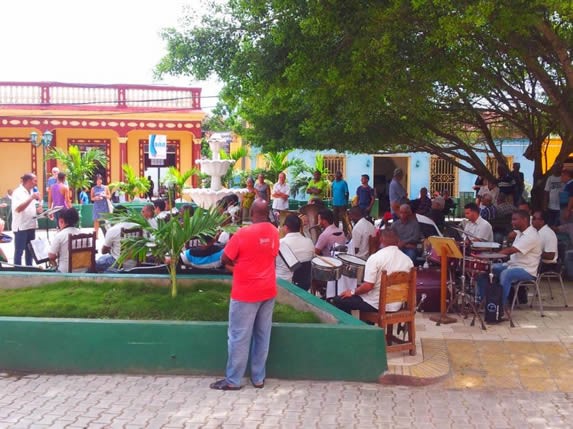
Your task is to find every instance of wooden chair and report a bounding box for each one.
[68,232,96,273]
[120,226,144,268]
[360,268,417,356]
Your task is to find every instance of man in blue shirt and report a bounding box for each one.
[356,174,375,216]
[331,171,350,236]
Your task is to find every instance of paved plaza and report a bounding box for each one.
[1,229,573,427]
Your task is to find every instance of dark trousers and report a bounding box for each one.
[332,295,377,314]
[547,209,560,227]
[14,229,36,266]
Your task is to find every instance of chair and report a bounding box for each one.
[120,226,144,267]
[360,268,417,356]
[68,232,96,273]
[537,262,568,308]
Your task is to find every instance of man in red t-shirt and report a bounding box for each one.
[210,199,279,390]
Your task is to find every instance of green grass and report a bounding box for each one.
[0,280,321,323]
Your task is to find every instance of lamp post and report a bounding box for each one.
[29,130,53,198]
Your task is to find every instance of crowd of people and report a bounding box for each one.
[4,161,573,390]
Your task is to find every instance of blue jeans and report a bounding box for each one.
[95,254,116,272]
[14,229,36,266]
[401,247,417,262]
[477,263,535,305]
[225,298,275,387]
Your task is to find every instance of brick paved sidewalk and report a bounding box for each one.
[0,373,572,428]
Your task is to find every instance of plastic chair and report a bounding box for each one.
[360,268,417,355]
[68,232,97,273]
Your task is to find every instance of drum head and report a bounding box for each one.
[337,253,366,265]
[312,256,343,267]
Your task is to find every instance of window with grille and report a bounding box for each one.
[322,155,346,182]
[430,156,459,197]
[486,155,513,175]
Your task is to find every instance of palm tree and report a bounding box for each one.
[115,207,234,297]
[47,145,108,203]
[108,164,150,201]
[262,150,306,183]
[219,146,249,187]
[162,166,199,207]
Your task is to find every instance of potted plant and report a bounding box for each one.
[47,145,108,203]
[108,164,150,202]
[114,207,234,297]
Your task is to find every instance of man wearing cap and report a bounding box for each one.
[12,173,43,266]
[389,168,407,219]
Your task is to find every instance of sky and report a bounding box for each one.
[0,0,222,110]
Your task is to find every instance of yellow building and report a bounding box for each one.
[0,81,205,196]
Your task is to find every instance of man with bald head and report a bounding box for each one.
[211,199,279,391]
[333,229,414,314]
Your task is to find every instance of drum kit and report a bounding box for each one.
[428,226,507,329]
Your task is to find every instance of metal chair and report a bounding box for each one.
[537,262,569,308]
[68,232,97,273]
[360,268,417,355]
[120,226,145,268]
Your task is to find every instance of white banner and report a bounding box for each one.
[149,134,167,160]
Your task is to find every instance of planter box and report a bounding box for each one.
[0,273,387,382]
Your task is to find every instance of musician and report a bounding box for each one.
[333,229,413,314]
[348,206,376,259]
[315,209,345,256]
[276,214,315,282]
[531,210,558,271]
[12,173,43,266]
[462,202,493,242]
[476,209,541,307]
[390,204,420,262]
[48,207,81,273]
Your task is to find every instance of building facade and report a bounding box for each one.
[0,81,205,197]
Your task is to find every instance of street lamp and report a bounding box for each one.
[29,130,53,198]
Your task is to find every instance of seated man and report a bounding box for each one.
[463,202,493,242]
[348,206,376,259]
[141,203,157,229]
[314,209,346,256]
[332,229,413,314]
[411,187,432,217]
[276,214,315,283]
[476,209,541,307]
[47,207,82,273]
[95,205,139,272]
[390,204,421,261]
[180,236,225,269]
[532,210,558,272]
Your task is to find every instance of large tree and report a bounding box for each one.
[156,1,573,204]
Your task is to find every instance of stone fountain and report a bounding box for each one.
[184,136,246,209]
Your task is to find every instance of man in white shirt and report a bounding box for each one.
[543,162,563,226]
[333,229,413,314]
[462,202,493,242]
[95,206,139,272]
[532,210,558,268]
[276,214,315,283]
[476,209,541,306]
[48,207,82,272]
[348,206,376,259]
[11,173,43,266]
[271,172,290,213]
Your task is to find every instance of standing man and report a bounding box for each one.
[511,162,525,205]
[46,167,59,194]
[306,170,328,202]
[271,171,290,217]
[48,171,72,226]
[543,162,563,226]
[559,168,573,224]
[331,171,350,236]
[12,173,43,266]
[211,199,279,390]
[146,175,154,200]
[356,174,375,217]
[389,168,407,219]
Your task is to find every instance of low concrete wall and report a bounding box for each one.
[0,273,387,381]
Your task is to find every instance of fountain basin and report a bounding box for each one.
[184,188,248,209]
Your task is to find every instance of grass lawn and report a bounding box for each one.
[0,280,321,323]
